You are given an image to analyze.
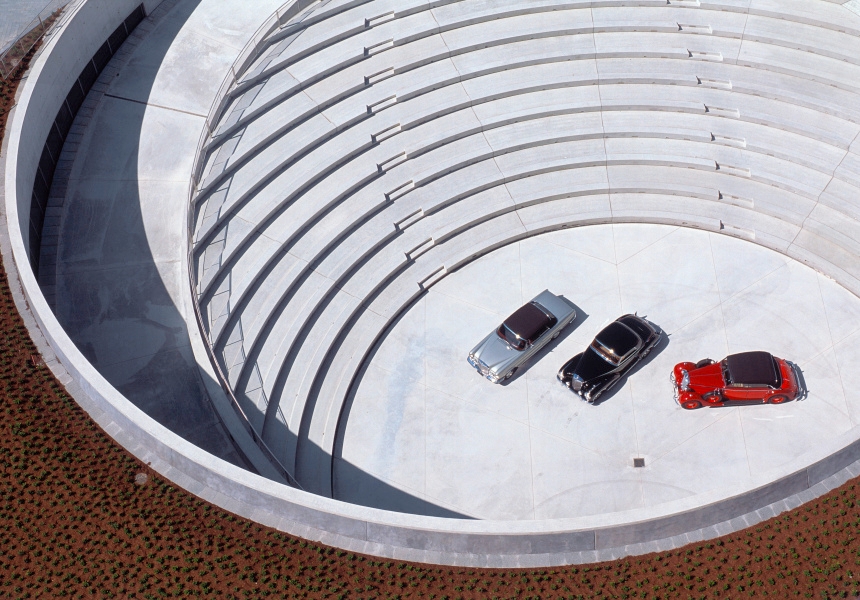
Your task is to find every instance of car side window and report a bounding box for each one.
[530,322,551,343]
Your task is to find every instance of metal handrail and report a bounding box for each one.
[185,0,365,489]
[0,0,72,78]
[184,0,309,490]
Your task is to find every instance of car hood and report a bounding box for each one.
[687,363,725,392]
[471,332,521,374]
[572,347,613,382]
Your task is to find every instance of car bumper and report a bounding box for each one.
[786,360,804,400]
[468,355,501,383]
[558,372,589,399]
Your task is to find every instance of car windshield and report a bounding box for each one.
[590,339,621,366]
[497,324,526,351]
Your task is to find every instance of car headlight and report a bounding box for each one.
[680,370,690,392]
[571,374,584,392]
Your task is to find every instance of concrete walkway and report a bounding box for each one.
[339,224,860,520]
[49,0,282,468]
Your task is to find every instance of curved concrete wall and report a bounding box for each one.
[5,0,860,568]
[6,0,161,256]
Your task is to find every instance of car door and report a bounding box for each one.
[722,385,767,404]
[523,322,553,362]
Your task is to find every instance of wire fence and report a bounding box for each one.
[0,0,69,78]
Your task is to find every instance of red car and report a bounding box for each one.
[672,351,800,410]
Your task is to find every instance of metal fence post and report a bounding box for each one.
[0,0,71,79]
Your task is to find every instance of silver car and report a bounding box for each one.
[467,290,577,383]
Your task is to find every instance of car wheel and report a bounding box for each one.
[695,359,715,368]
[682,400,702,410]
[503,368,517,381]
[768,394,789,404]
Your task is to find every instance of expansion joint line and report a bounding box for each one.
[734,0,751,63]
[429,8,527,231]
[590,9,611,218]
[814,274,854,426]
[102,93,207,118]
[787,128,860,250]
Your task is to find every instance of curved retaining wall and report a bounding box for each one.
[5,0,161,258]
[4,0,860,567]
[27,2,146,277]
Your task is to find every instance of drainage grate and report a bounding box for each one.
[633,458,645,468]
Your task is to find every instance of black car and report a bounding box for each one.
[557,314,660,403]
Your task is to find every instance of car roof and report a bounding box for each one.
[725,351,780,386]
[503,302,553,341]
[595,321,640,356]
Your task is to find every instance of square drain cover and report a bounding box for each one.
[633,458,645,468]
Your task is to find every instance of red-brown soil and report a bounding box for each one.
[3,39,860,600]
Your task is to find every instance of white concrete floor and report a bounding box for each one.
[336,224,860,520]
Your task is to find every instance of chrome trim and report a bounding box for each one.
[467,354,486,374]
[531,300,559,325]
[670,373,680,406]
[786,360,806,401]
[468,354,501,382]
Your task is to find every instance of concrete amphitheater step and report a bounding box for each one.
[217,0,860,146]
[227,183,524,468]
[199,54,858,207]
[200,3,758,170]
[213,133,841,442]
[195,45,860,251]
[198,15,860,203]
[205,132,647,355]
[197,91,847,309]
